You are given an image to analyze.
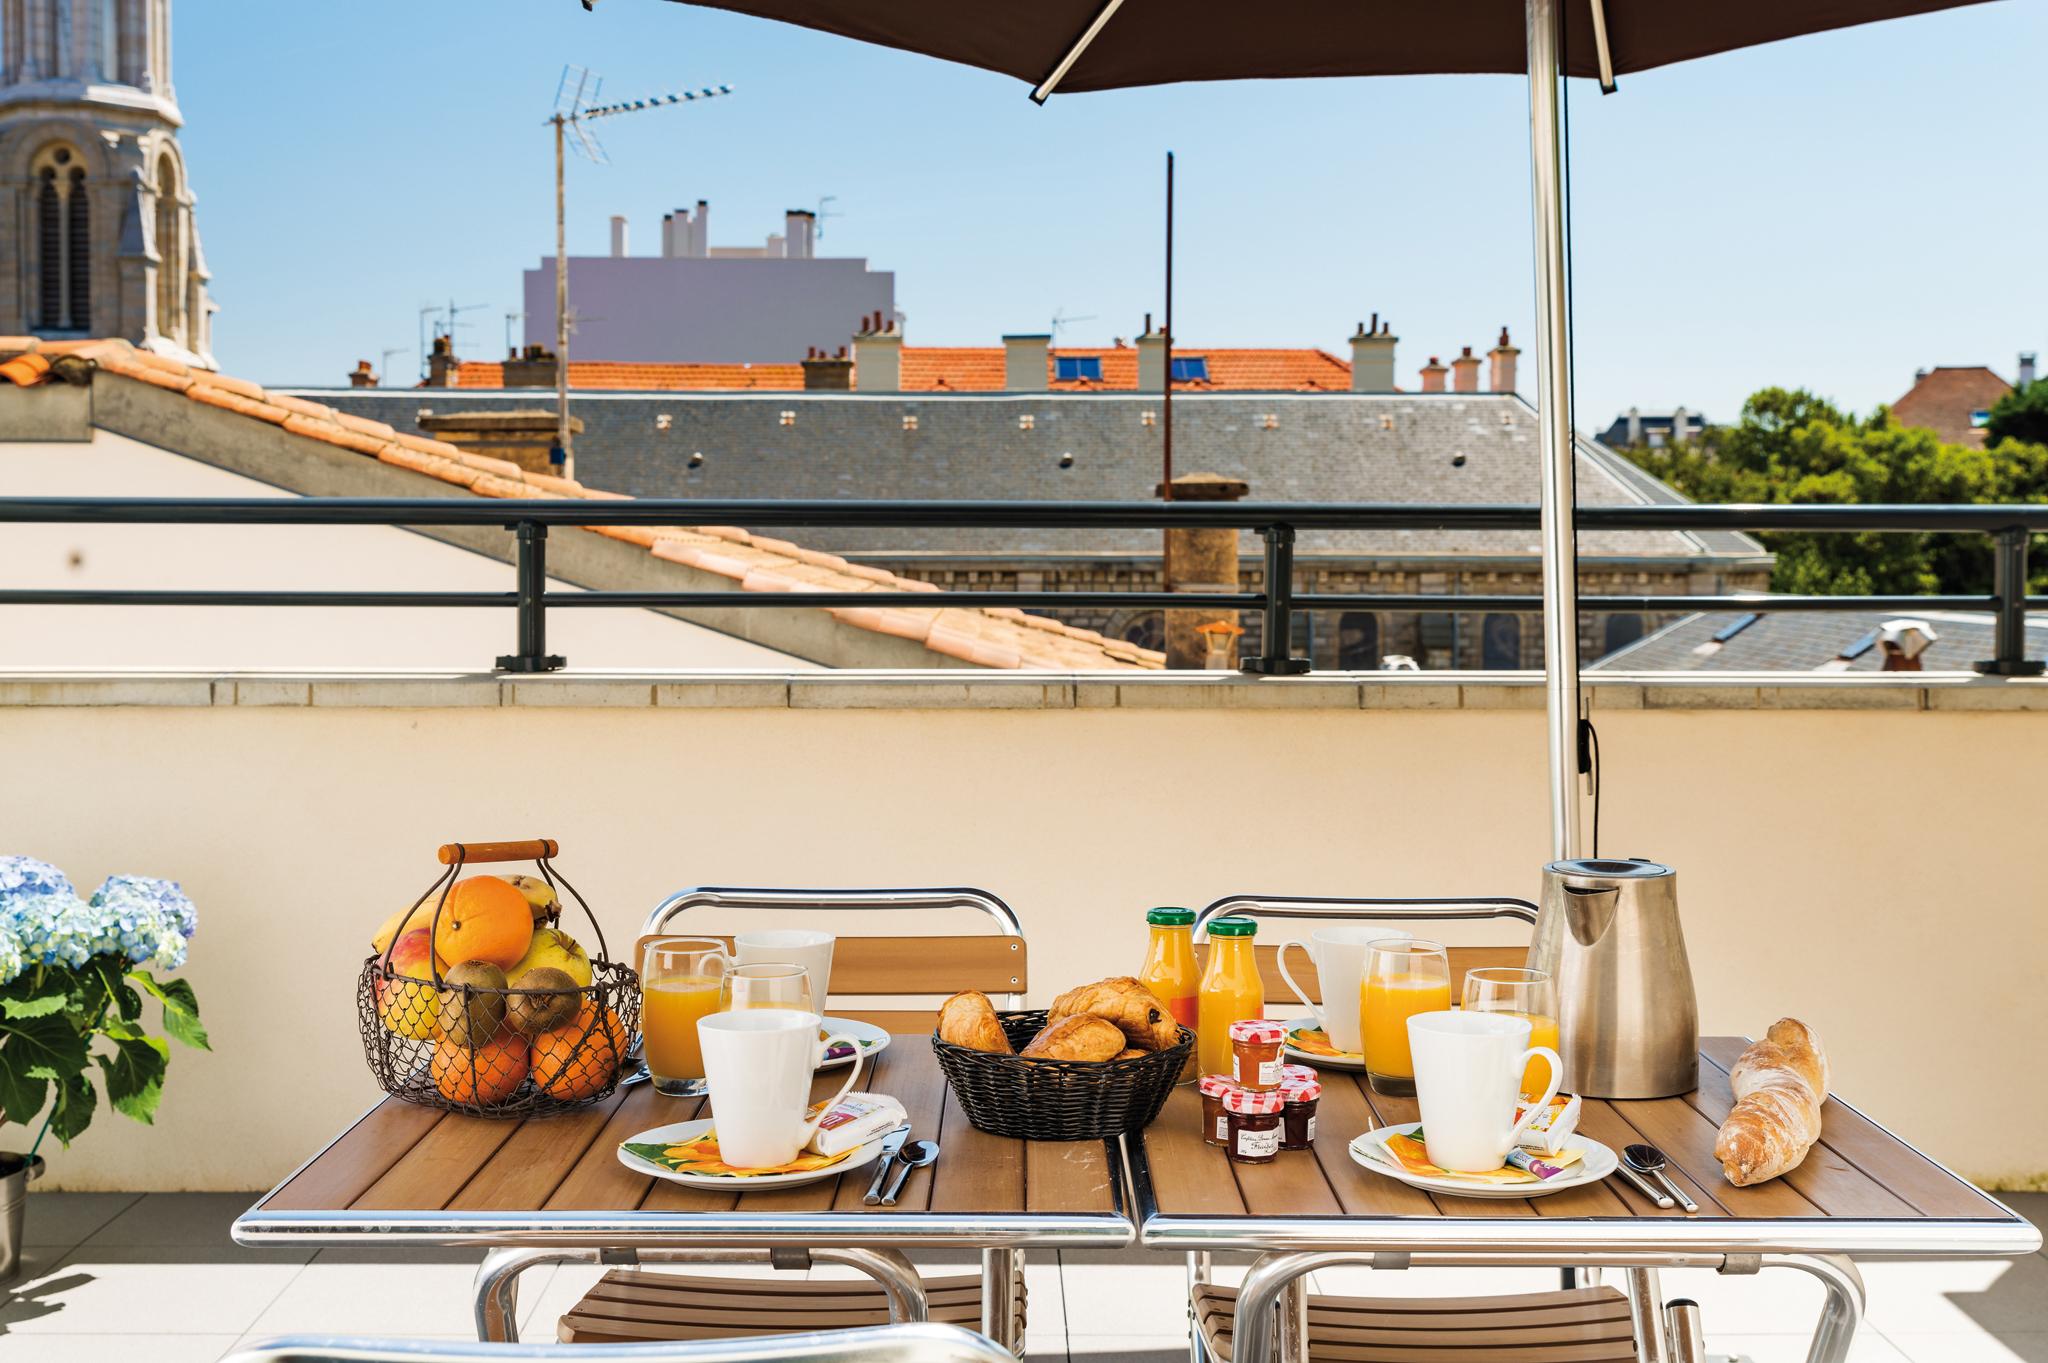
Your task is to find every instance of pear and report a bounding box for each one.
[507,927,593,989]
[439,960,509,1048]
[507,966,582,1036]
[499,874,559,924]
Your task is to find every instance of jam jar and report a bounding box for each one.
[1279,1063,1318,1088]
[1221,1085,1285,1164]
[1198,1074,1237,1147]
[1279,1076,1322,1151]
[1229,1019,1287,1091]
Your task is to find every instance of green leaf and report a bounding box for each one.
[47,1072,96,1146]
[0,1013,90,1127]
[91,959,141,1024]
[131,972,208,1051]
[0,1067,47,1131]
[96,1033,169,1124]
[0,968,72,1020]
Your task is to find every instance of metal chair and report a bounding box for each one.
[554,888,1029,1354]
[1183,894,1702,1363]
[223,1321,1018,1363]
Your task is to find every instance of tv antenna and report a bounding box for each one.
[1050,307,1097,342]
[379,346,407,383]
[814,194,843,241]
[418,301,486,380]
[504,310,526,354]
[546,66,733,468]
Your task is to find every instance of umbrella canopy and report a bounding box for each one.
[662,0,1991,90]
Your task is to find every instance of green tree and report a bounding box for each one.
[1987,379,2048,448]
[1618,387,2048,595]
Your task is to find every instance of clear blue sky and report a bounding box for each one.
[177,1,2045,429]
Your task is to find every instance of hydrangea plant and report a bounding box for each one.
[0,856,208,1149]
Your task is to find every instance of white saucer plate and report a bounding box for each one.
[1282,1017,1367,1071]
[821,1016,891,1069]
[1348,1121,1618,1199]
[618,1117,890,1191]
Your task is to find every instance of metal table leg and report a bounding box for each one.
[474,1247,594,1342]
[1624,1267,1666,1363]
[1228,1251,1326,1363]
[982,1247,1023,1354]
[1766,1254,1866,1363]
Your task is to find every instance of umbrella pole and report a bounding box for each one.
[1525,0,1584,860]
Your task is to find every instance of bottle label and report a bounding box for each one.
[1169,996,1199,1029]
[1305,1115,1316,1142]
[1214,1114,1229,1143]
[1233,1056,1283,1087]
[1234,1125,1281,1159]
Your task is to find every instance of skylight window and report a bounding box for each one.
[1970,409,1991,429]
[1055,356,1103,382]
[1171,356,1210,382]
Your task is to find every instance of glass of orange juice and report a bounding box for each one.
[641,937,731,1097]
[1461,966,1560,1100]
[1360,938,1450,1095]
[720,962,815,1016]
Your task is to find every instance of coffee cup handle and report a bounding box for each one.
[1275,940,1324,1030]
[1507,1046,1565,1144]
[799,1033,865,1144]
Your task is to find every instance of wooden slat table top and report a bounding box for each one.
[1135,1037,2024,1245]
[246,1034,1121,1236]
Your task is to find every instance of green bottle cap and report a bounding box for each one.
[1206,916,1257,938]
[1145,907,1196,926]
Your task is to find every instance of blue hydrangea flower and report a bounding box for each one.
[89,876,197,970]
[0,924,23,986]
[0,856,74,903]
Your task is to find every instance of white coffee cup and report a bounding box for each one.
[736,930,836,1003]
[1406,1010,1562,1173]
[698,1007,863,1169]
[1276,926,1411,1054]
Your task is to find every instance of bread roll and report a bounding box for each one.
[937,990,1012,1054]
[1020,1014,1125,1062]
[1714,1018,1829,1186]
[1048,977,1181,1051]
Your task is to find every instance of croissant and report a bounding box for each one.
[937,990,1012,1054]
[1020,1014,1126,1062]
[1048,977,1181,1052]
[1714,1018,1829,1186]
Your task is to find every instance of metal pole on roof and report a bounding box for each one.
[1526,0,1584,860]
[554,112,572,474]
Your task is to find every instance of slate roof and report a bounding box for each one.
[1891,366,2011,448]
[450,346,1354,394]
[0,339,1163,670]
[291,387,1771,569]
[1588,608,2046,672]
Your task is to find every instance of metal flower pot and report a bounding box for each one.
[0,1152,45,1283]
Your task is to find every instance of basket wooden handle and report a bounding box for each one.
[438,839,558,865]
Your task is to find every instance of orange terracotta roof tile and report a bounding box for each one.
[442,346,1352,394]
[1892,366,2012,448]
[3,338,1162,671]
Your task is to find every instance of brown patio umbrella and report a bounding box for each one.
[649,0,1996,858]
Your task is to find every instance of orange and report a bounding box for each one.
[432,1034,529,1106]
[428,876,534,972]
[531,1002,628,1101]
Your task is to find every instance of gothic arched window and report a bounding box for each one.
[31,145,89,331]
[154,152,181,339]
[1336,612,1380,670]
[1481,613,1523,670]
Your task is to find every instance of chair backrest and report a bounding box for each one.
[221,1321,1020,1363]
[638,887,1026,1031]
[1191,894,1539,1005]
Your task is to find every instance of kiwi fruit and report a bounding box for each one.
[439,960,508,1047]
[507,966,581,1036]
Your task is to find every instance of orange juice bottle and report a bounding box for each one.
[642,976,722,1084]
[1139,908,1200,1033]
[1196,917,1264,1080]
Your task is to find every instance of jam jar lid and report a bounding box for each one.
[1279,1064,1318,1085]
[1280,1077,1323,1102]
[1198,1073,1239,1098]
[1228,1019,1286,1045]
[1221,1086,1286,1115]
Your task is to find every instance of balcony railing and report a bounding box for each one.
[2,497,2043,675]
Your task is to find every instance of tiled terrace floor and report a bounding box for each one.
[3,1192,2045,1361]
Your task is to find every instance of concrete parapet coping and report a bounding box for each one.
[1,669,2045,711]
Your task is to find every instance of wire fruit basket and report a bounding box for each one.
[932,1010,1195,1141]
[357,839,641,1117]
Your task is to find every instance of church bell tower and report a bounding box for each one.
[0,0,215,366]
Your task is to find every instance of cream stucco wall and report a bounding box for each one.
[0,430,814,670]
[0,679,2040,1192]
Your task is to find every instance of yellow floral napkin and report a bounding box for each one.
[622,1130,856,1179]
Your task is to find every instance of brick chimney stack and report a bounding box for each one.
[1419,355,1448,394]
[1488,327,1520,394]
[1349,314,1397,392]
[348,360,378,389]
[802,345,853,391]
[1136,313,1168,392]
[425,335,460,388]
[1450,346,1481,394]
[853,312,902,391]
[1156,472,1251,670]
[2022,353,2039,388]
[1003,334,1051,392]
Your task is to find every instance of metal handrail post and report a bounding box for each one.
[1243,524,1310,675]
[497,521,565,673]
[1973,528,2044,676]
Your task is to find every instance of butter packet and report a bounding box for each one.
[805,1092,907,1158]
[1514,1093,1582,1156]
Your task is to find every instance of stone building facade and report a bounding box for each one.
[0,0,214,365]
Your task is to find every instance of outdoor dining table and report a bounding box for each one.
[232,1036,1132,1344]
[1127,1036,2043,1363]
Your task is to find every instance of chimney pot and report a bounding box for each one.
[609,214,629,257]
[348,360,378,389]
[1450,347,1482,394]
[1349,315,1398,392]
[1419,355,1448,394]
[1487,327,1521,394]
[2021,352,2039,387]
[855,317,904,391]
